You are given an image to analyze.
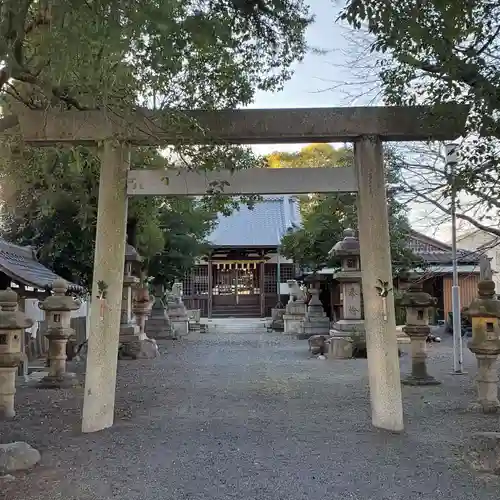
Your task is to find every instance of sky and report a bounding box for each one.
[246,0,458,243]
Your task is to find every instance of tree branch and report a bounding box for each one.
[402,180,500,238]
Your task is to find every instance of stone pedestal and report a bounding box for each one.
[467,280,500,413]
[167,282,189,338]
[270,307,285,331]
[283,280,306,335]
[37,279,81,389]
[0,289,32,418]
[400,283,440,386]
[301,288,329,339]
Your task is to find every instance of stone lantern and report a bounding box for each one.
[329,229,364,337]
[400,282,440,386]
[0,288,32,418]
[38,279,81,388]
[467,279,500,413]
[119,244,142,345]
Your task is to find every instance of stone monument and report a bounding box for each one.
[38,279,81,388]
[400,282,440,386]
[301,285,330,339]
[467,276,500,413]
[167,282,189,337]
[283,280,307,335]
[0,288,32,418]
[329,229,364,358]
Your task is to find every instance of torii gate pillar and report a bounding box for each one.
[355,136,404,432]
[82,141,129,433]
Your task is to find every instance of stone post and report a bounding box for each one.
[355,135,403,432]
[38,279,81,388]
[400,282,440,386]
[467,279,500,413]
[301,284,330,339]
[82,141,129,434]
[283,280,307,335]
[0,288,32,418]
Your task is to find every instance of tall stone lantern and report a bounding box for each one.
[400,282,440,386]
[0,288,32,418]
[329,229,364,336]
[119,244,142,345]
[467,279,500,413]
[38,279,81,388]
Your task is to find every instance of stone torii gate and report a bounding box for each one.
[15,105,465,434]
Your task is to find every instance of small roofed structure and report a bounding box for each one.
[181,196,302,318]
[0,238,83,297]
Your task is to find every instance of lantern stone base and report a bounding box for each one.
[37,371,79,389]
[283,314,304,335]
[169,318,189,337]
[328,336,353,359]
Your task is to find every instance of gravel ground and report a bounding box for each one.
[1,325,500,500]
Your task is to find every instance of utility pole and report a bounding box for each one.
[445,143,465,374]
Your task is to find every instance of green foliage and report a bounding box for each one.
[271,144,420,274]
[148,198,216,287]
[0,0,311,113]
[340,1,500,234]
[0,0,312,289]
[0,142,214,288]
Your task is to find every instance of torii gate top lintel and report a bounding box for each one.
[16,104,467,146]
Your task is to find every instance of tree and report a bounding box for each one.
[0,0,312,288]
[0,1,311,127]
[339,0,500,239]
[272,144,419,274]
[0,144,217,288]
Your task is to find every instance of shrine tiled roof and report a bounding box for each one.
[207,196,301,248]
[408,230,480,265]
[0,239,83,292]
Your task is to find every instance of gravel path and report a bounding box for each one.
[1,326,500,500]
